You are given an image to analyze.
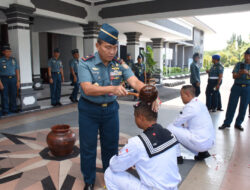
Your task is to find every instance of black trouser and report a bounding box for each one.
[192,83,200,97]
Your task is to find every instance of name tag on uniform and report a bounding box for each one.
[92,67,99,71]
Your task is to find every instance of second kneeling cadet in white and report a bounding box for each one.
[105,124,181,190]
[167,98,215,155]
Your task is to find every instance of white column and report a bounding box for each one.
[151,38,165,84]
[177,45,185,69]
[31,31,43,90]
[6,4,40,111]
[82,21,99,56]
[124,32,142,61]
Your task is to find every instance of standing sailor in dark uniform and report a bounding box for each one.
[69,49,79,102]
[0,46,20,115]
[48,48,64,106]
[190,53,201,97]
[126,53,134,69]
[205,55,224,112]
[78,23,159,190]
[219,48,250,131]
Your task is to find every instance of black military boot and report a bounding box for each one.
[177,156,184,164]
[235,125,244,131]
[218,124,230,130]
[194,151,211,161]
[84,184,94,190]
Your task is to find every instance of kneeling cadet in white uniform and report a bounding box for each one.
[105,102,181,190]
[167,85,215,163]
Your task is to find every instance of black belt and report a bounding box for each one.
[1,75,16,79]
[235,84,249,87]
[81,97,115,107]
[52,72,61,74]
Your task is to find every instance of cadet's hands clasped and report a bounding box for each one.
[112,85,128,96]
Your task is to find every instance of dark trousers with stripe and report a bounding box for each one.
[0,76,17,113]
[206,79,219,110]
[50,72,61,105]
[223,84,250,126]
[78,98,119,184]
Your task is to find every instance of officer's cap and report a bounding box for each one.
[2,45,11,51]
[137,55,142,59]
[244,48,250,55]
[212,54,220,61]
[71,49,79,54]
[54,48,60,53]
[98,23,119,45]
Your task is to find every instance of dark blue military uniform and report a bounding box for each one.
[78,24,134,186]
[133,62,146,82]
[190,61,201,96]
[223,62,250,127]
[69,50,79,102]
[205,61,224,110]
[0,56,19,114]
[48,57,63,105]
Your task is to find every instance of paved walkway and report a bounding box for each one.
[0,68,249,190]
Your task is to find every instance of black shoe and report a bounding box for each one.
[235,125,244,131]
[84,184,94,190]
[217,109,224,111]
[218,124,230,130]
[11,110,19,113]
[177,156,184,164]
[51,103,57,107]
[57,102,62,106]
[194,151,211,161]
[212,109,216,112]
[75,99,79,102]
[69,96,75,103]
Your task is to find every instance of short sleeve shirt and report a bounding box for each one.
[233,62,250,85]
[0,56,19,77]
[69,58,79,73]
[78,52,134,104]
[209,63,224,77]
[48,58,63,72]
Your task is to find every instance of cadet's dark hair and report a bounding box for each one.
[181,85,196,96]
[134,102,158,121]
[193,53,200,60]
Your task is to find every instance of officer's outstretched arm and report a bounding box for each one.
[127,76,145,92]
[80,82,127,96]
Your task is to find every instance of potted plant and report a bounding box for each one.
[142,46,158,84]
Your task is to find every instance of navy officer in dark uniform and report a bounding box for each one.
[78,23,159,190]
[69,49,79,102]
[205,55,224,112]
[219,48,250,131]
[0,46,20,115]
[48,48,64,106]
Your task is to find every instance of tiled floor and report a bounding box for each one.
[0,67,250,190]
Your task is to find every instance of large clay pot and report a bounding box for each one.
[47,124,76,157]
[139,85,158,103]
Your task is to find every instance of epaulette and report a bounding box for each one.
[82,54,94,61]
[113,56,122,64]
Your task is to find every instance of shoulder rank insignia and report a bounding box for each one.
[113,57,122,64]
[82,54,94,61]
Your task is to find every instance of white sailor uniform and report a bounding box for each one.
[167,98,215,156]
[104,124,181,190]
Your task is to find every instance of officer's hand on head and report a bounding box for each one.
[112,85,128,96]
[49,78,53,84]
[0,81,4,90]
[152,98,161,112]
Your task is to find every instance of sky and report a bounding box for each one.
[197,11,250,51]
